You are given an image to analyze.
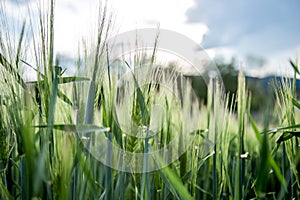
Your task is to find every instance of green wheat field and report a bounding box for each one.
[0,1,299,199]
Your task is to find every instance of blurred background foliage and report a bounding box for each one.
[185,57,300,114]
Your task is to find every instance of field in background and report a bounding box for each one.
[0,1,299,199]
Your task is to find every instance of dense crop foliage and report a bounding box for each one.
[0,1,299,199]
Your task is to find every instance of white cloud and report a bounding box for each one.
[50,0,207,56]
[110,0,207,43]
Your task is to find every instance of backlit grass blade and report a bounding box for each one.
[0,53,26,88]
[289,60,299,75]
[124,60,150,126]
[46,59,59,166]
[25,75,90,86]
[26,77,90,85]
[276,131,299,144]
[58,76,90,84]
[34,124,110,133]
[15,21,26,68]
[248,112,262,143]
[154,153,193,200]
[140,127,150,200]
[268,154,287,191]
[84,79,96,124]
[26,75,88,107]
[235,69,248,200]
[57,89,73,106]
[48,0,54,80]
[84,1,111,124]
[0,181,13,200]
[261,124,300,135]
[75,147,99,195]
[285,94,300,110]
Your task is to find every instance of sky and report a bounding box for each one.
[186,0,300,76]
[3,0,300,77]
